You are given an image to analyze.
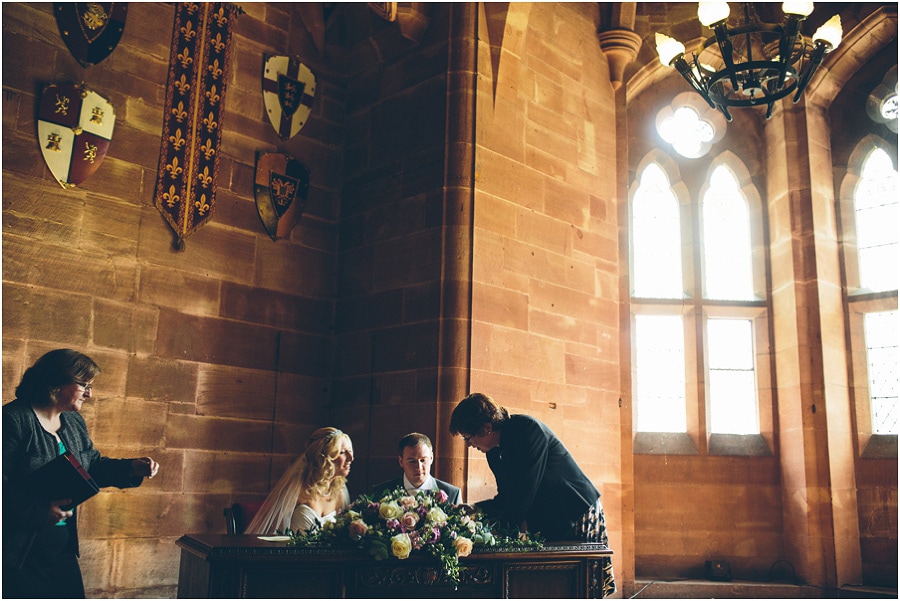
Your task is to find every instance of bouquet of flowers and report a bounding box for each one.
[283,487,541,587]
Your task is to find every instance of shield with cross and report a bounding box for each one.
[262,55,316,140]
[37,82,115,189]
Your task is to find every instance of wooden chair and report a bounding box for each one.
[224,501,264,534]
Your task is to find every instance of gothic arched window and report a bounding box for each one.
[840,138,899,441]
[630,154,770,450]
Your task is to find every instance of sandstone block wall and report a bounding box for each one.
[3,3,344,596]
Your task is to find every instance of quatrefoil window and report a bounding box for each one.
[656,92,726,159]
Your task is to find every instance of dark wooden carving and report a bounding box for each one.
[176,533,612,599]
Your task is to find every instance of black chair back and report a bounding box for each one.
[224,501,263,534]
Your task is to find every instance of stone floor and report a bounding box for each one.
[632,579,897,599]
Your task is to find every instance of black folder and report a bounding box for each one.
[27,451,100,510]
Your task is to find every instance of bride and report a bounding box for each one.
[246,427,353,535]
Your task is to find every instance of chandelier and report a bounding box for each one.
[655,2,843,121]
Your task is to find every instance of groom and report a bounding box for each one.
[373,432,462,504]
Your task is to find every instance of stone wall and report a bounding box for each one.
[2,3,345,596]
[469,0,625,584]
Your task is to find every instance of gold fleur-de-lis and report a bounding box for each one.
[184,2,199,15]
[180,20,196,42]
[166,156,183,179]
[168,127,186,150]
[46,132,62,152]
[212,6,228,27]
[205,85,220,106]
[202,112,218,133]
[90,106,104,125]
[83,141,98,164]
[172,101,188,123]
[177,46,193,69]
[209,32,225,54]
[54,94,70,115]
[195,193,210,215]
[162,184,181,208]
[174,74,191,96]
[200,138,216,160]
[207,58,223,79]
[196,166,213,189]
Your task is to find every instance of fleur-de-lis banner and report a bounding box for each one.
[155,2,239,250]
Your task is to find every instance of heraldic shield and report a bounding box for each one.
[55,3,128,68]
[263,55,316,139]
[37,83,115,189]
[254,153,310,241]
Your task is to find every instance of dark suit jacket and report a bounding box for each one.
[372,476,462,505]
[477,414,599,541]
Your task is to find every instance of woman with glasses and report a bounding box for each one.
[246,427,353,535]
[450,392,616,597]
[2,348,159,598]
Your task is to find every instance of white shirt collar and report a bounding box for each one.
[403,474,436,492]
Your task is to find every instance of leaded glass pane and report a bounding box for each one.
[865,310,898,435]
[856,148,899,292]
[702,166,754,301]
[635,314,687,432]
[707,318,759,434]
[632,164,684,299]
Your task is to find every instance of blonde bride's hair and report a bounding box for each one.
[245,427,352,535]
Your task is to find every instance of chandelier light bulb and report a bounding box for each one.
[782,2,814,17]
[697,1,731,27]
[655,32,686,66]
[812,14,843,49]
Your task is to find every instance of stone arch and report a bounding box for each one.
[807,6,898,112]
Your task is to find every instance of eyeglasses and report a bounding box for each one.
[71,381,93,392]
[461,434,475,442]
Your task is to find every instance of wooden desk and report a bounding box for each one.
[176,533,612,598]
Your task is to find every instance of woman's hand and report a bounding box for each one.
[458,503,480,515]
[130,457,159,479]
[48,499,74,524]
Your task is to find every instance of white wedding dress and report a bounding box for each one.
[290,503,337,533]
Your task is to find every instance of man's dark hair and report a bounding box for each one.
[398,432,432,455]
[449,392,510,436]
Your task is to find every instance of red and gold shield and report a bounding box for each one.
[263,55,316,139]
[37,83,115,189]
[54,3,128,68]
[254,153,310,241]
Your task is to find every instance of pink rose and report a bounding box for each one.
[401,511,419,530]
[348,519,368,540]
[436,489,449,504]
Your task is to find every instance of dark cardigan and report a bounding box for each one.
[2,398,144,569]
[477,414,600,540]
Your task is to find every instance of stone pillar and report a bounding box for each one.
[766,97,862,589]
[434,1,477,495]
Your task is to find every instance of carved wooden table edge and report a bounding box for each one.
[176,533,613,598]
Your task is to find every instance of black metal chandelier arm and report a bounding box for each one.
[776,16,803,88]
[712,22,741,93]
[672,56,716,109]
[792,40,831,103]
